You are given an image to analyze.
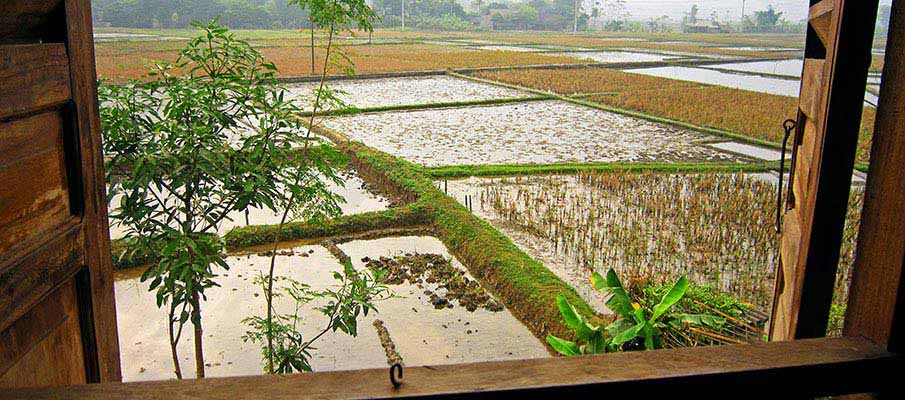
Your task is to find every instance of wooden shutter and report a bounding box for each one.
[770,0,879,340]
[0,0,121,387]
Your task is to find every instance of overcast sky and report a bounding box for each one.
[615,1,808,22]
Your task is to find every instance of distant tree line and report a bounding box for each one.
[92,0,312,29]
[372,0,614,32]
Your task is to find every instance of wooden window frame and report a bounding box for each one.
[2,0,904,398]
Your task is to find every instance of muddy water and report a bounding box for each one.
[469,45,544,52]
[108,170,390,240]
[710,59,804,78]
[284,76,531,112]
[627,65,880,105]
[715,46,800,52]
[323,100,744,167]
[551,51,673,63]
[339,237,548,367]
[625,66,802,97]
[94,32,185,42]
[115,236,547,382]
[709,142,782,161]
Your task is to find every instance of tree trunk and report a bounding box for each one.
[310,19,316,76]
[168,304,183,379]
[573,0,579,33]
[191,292,205,378]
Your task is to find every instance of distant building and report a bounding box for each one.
[684,19,726,33]
[480,8,515,30]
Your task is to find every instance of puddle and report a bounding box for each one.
[625,66,802,97]
[597,37,650,42]
[115,235,548,382]
[715,46,800,52]
[626,48,737,59]
[94,32,184,42]
[710,142,782,161]
[109,169,390,240]
[323,100,744,167]
[710,59,804,78]
[115,245,380,381]
[551,51,672,63]
[443,173,784,311]
[628,65,879,105]
[470,45,543,52]
[284,75,531,111]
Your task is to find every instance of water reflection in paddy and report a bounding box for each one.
[115,236,548,382]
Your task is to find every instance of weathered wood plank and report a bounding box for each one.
[0,111,71,255]
[771,0,878,341]
[799,59,825,119]
[0,44,71,120]
[0,1,65,42]
[0,338,897,399]
[0,221,84,335]
[0,279,86,388]
[844,0,905,353]
[809,1,836,48]
[63,0,123,382]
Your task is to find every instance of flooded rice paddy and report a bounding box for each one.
[709,59,804,78]
[115,236,547,382]
[94,32,185,41]
[323,100,745,166]
[444,172,863,313]
[709,142,783,161]
[445,173,782,312]
[284,75,532,111]
[468,45,545,52]
[625,66,802,97]
[626,63,880,105]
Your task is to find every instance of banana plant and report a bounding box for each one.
[547,269,724,356]
[593,269,693,350]
[546,294,609,355]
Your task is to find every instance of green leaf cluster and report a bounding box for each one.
[547,269,725,355]
[243,266,390,374]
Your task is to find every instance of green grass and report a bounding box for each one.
[338,140,607,342]
[222,205,429,249]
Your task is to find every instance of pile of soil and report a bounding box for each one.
[363,253,504,312]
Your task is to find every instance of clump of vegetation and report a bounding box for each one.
[100,21,345,378]
[242,266,389,373]
[476,172,863,315]
[238,0,402,376]
[363,253,505,312]
[547,269,718,355]
[632,276,766,346]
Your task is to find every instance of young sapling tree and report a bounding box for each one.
[100,21,342,379]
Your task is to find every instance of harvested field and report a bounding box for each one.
[94,43,587,83]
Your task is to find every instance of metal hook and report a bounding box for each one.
[389,363,403,389]
[776,119,797,233]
